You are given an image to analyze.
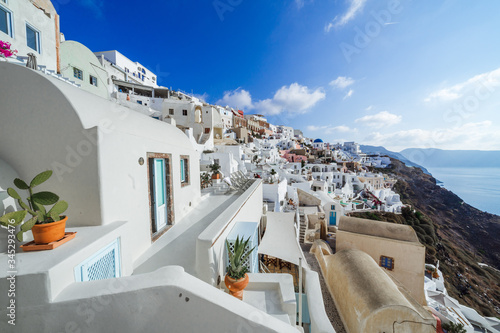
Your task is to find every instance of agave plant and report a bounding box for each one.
[226,236,255,280]
[0,170,68,241]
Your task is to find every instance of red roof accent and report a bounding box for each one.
[238,110,244,115]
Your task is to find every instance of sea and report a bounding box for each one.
[426,167,500,216]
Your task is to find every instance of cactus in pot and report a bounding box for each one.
[0,170,68,243]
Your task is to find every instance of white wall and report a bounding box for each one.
[196,180,263,285]
[0,62,201,268]
[94,50,158,87]
[0,0,58,70]
[0,266,297,333]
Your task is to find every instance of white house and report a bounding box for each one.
[94,50,158,88]
[277,125,294,139]
[60,40,110,99]
[0,62,337,332]
[312,139,325,150]
[0,0,60,71]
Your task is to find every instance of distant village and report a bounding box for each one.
[1,1,499,333]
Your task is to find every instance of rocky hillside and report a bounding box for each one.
[354,158,500,317]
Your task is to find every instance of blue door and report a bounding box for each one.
[329,211,336,225]
[153,158,168,231]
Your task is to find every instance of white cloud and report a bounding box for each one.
[306,125,354,134]
[253,99,282,116]
[325,0,367,32]
[425,67,500,102]
[216,88,253,110]
[330,76,355,89]
[365,105,373,111]
[366,121,500,150]
[193,92,209,102]
[343,89,354,100]
[218,83,325,116]
[355,111,402,128]
[272,83,325,113]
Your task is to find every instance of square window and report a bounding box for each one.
[0,6,12,37]
[169,108,174,115]
[89,75,98,87]
[73,67,83,80]
[26,24,40,53]
[182,109,187,116]
[380,256,394,270]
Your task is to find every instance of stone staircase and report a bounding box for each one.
[299,209,306,243]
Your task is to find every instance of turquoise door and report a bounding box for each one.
[153,158,167,231]
[329,211,336,225]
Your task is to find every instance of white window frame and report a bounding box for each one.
[0,4,13,37]
[25,22,41,53]
[89,75,98,87]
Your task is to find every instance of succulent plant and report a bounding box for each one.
[226,236,255,280]
[0,170,68,242]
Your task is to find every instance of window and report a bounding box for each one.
[182,109,187,116]
[26,24,40,53]
[0,5,12,37]
[169,108,174,115]
[204,128,210,134]
[125,67,129,73]
[180,156,189,186]
[73,67,83,80]
[331,205,335,211]
[380,256,394,270]
[152,76,156,82]
[89,75,98,87]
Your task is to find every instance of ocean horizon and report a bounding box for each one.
[426,166,500,216]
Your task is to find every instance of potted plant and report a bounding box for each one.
[225,236,255,300]
[0,170,68,244]
[210,163,222,180]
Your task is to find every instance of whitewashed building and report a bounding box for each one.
[0,62,336,332]
[0,0,60,71]
[94,50,158,88]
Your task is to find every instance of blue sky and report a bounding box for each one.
[55,0,500,151]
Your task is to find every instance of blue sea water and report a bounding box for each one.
[426,167,500,216]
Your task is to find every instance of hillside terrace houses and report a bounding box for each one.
[0,61,334,333]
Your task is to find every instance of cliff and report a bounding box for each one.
[352,158,500,317]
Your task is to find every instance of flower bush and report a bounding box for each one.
[0,40,18,58]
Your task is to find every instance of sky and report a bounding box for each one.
[54,0,500,151]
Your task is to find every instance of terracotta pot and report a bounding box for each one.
[225,274,249,300]
[211,173,221,180]
[31,216,67,244]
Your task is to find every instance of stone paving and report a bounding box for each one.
[301,243,347,333]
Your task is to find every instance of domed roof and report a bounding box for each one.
[314,138,323,143]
